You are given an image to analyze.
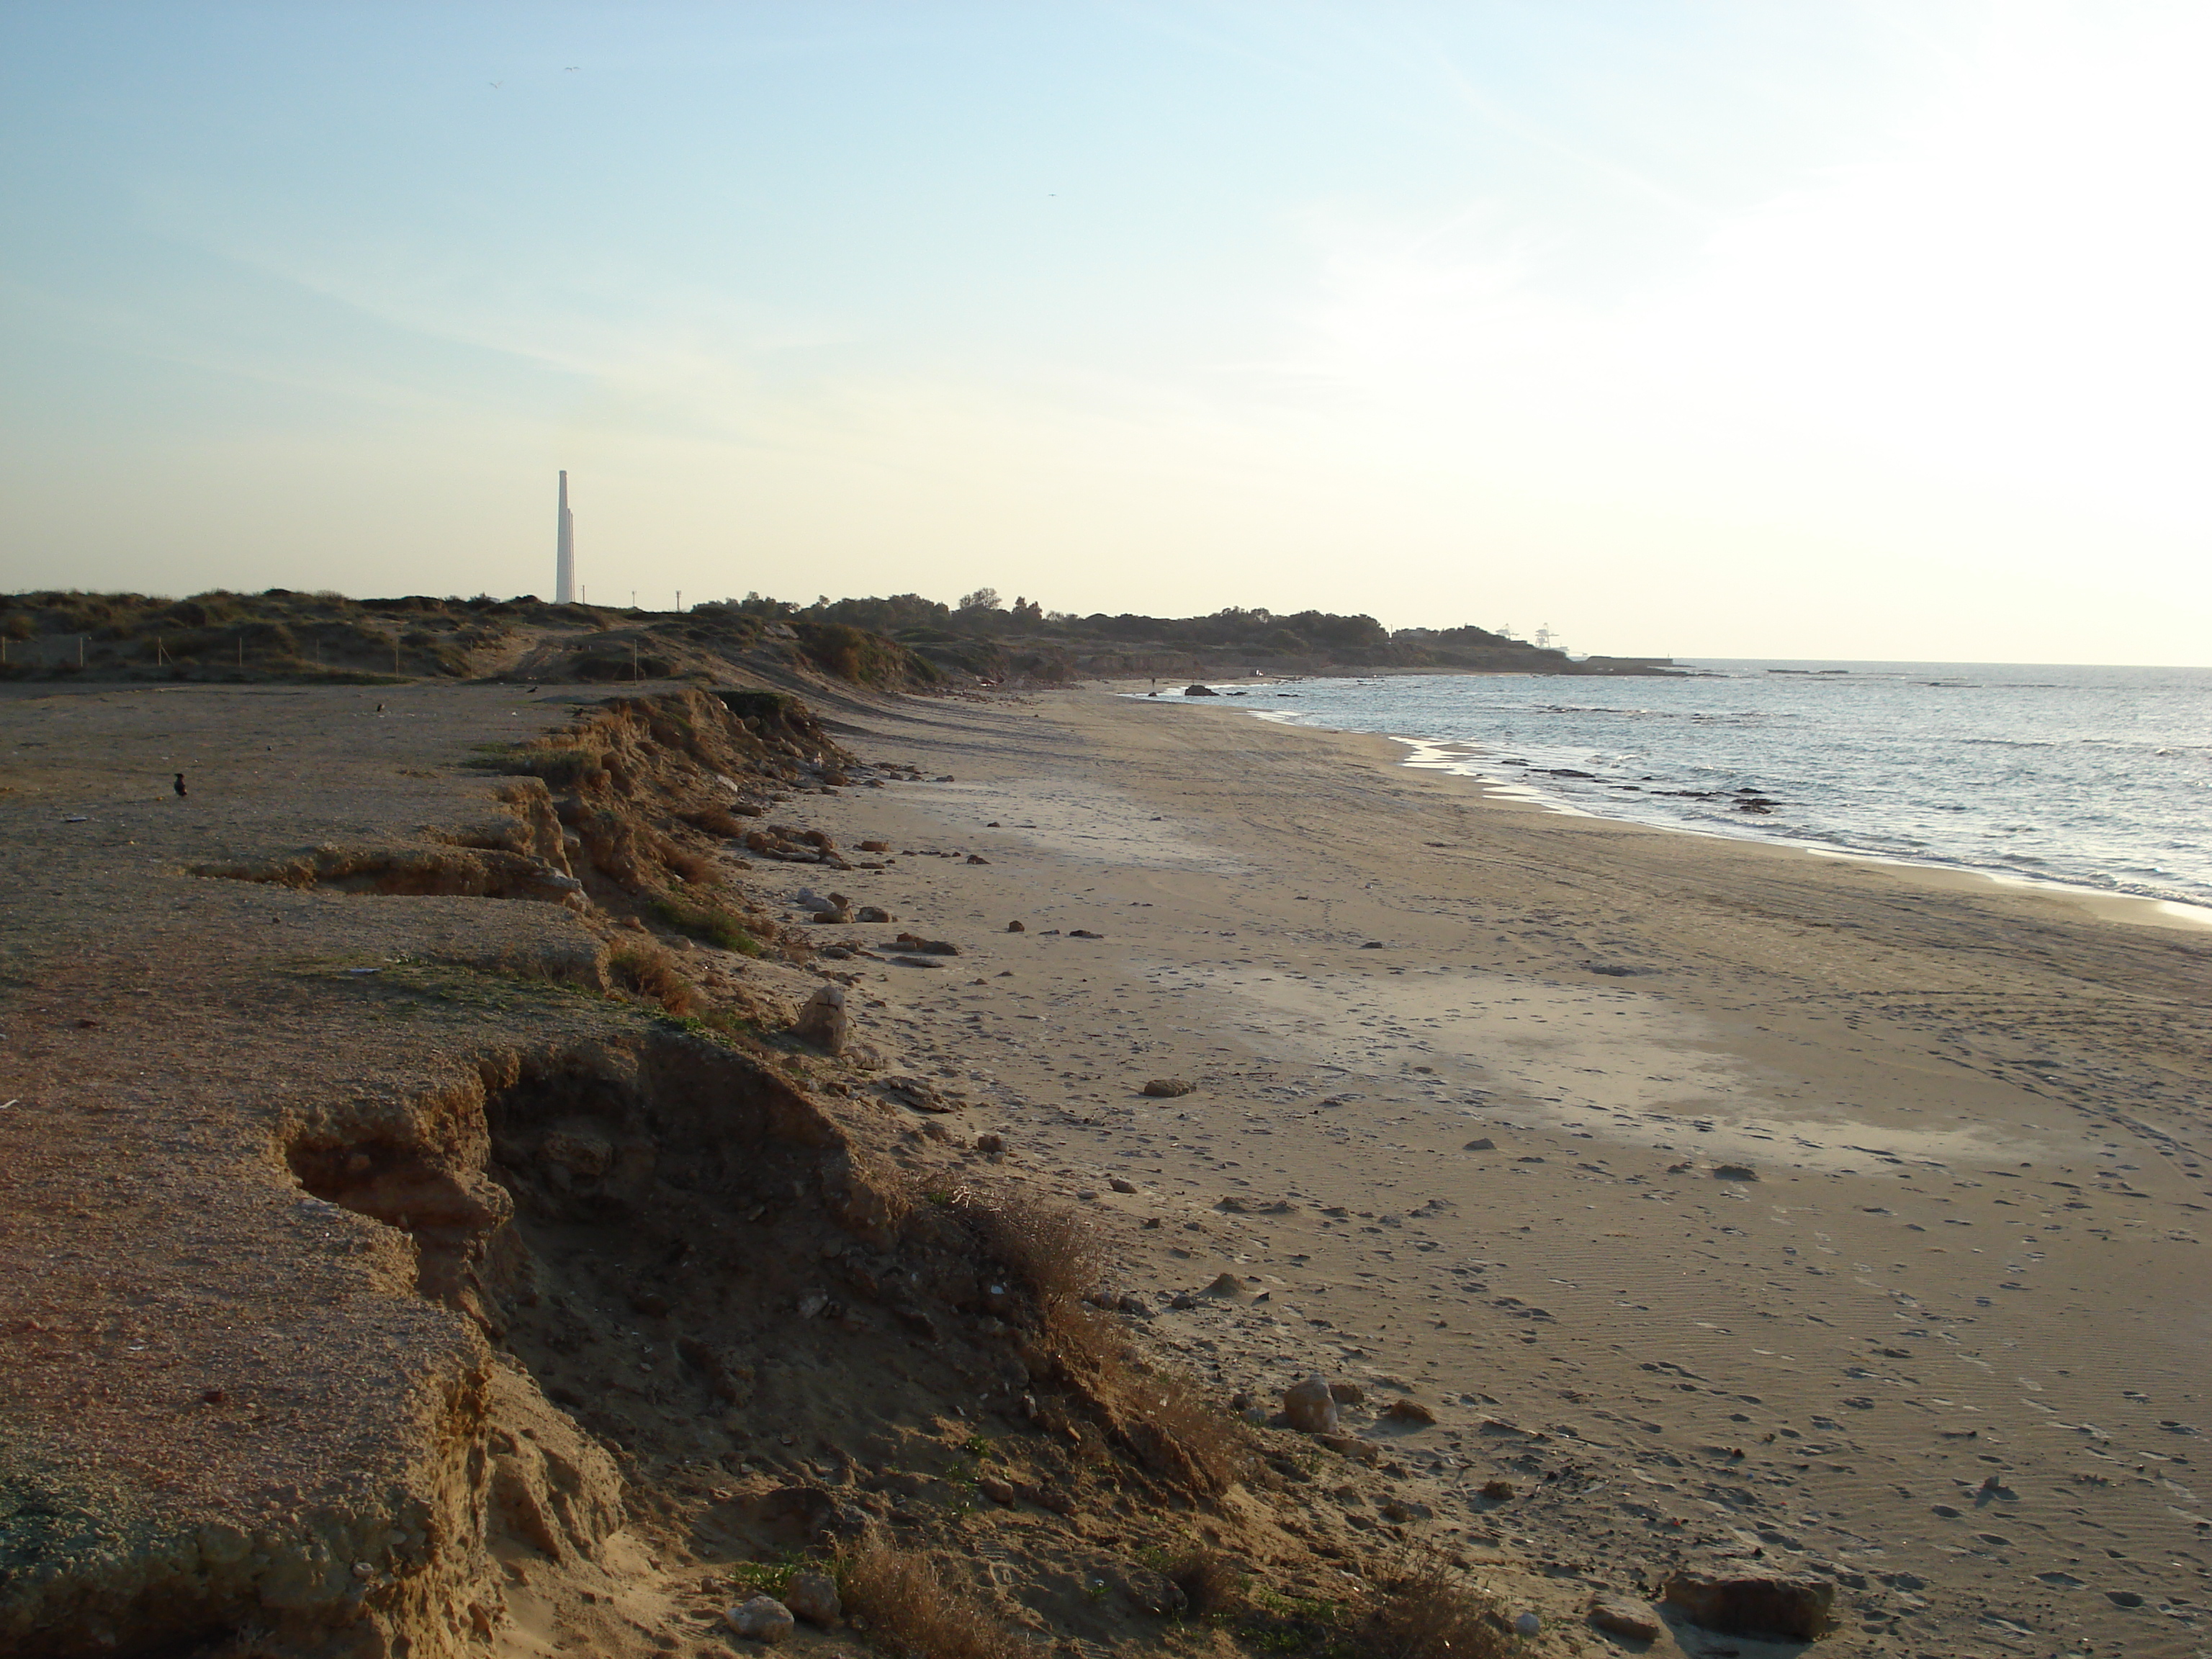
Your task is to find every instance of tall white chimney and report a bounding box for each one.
[555,471,576,604]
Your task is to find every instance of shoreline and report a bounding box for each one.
[1105,675,2212,934]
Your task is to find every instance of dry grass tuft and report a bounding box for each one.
[956,1184,1107,1319]
[837,1541,1025,1659]
[680,804,752,839]
[1121,1369,1254,1494]
[1358,1552,1510,1659]
[608,940,701,1015]
[1160,1545,1247,1617]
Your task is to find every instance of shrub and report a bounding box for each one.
[836,1542,1024,1659]
[608,941,700,1015]
[1357,1552,1509,1659]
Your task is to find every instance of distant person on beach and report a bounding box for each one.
[172,773,186,798]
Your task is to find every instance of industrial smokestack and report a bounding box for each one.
[555,470,576,604]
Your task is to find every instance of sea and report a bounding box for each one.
[1184,662,2212,920]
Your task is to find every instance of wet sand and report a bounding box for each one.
[785,683,2212,1654]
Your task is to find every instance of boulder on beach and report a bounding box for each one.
[1282,1374,1340,1434]
[792,985,848,1055]
[1182,683,1218,696]
[1660,1571,1835,1640]
[725,1596,796,1644]
[1141,1077,1194,1097]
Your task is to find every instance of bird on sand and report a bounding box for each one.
[172,773,186,799]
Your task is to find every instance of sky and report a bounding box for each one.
[3,1,2209,663]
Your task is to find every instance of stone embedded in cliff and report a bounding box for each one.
[793,985,849,1055]
[1283,1374,1340,1434]
[726,1595,796,1643]
[783,1571,842,1626]
[1659,1571,1835,1640]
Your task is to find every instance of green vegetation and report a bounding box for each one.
[648,894,762,955]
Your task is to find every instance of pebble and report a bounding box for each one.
[1514,1611,1541,1636]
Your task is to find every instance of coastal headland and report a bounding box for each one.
[3,676,2208,1658]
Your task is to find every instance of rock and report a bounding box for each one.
[792,985,849,1055]
[725,1596,796,1644]
[1283,1375,1341,1434]
[1588,1599,1663,1642]
[978,1475,1016,1505]
[1480,1479,1516,1501]
[1169,1291,1198,1310]
[1383,1398,1436,1425]
[1658,1572,1835,1640]
[1113,1564,1188,1617]
[1514,1611,1541,1637]
[966,853,989,864]
[1206,1272,1245,1295]
[783,1572,841,1626]
[890,955,946,968]
[975,1132,1004,1154]
[1182,683,1218,696]
[1110,1177,1138,1194]
[1069,927,1103,938]
[1328,1380,1365,1405]
[855,906,893,923]
[1007,920,1025,932]
[1141,1078,1195,1097]
[1713,1164,1759,1182]
[1462,1137,1496,1151]
[894,932,961,955]
[858,840,890,853]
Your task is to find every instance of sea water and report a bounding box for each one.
[1184,662,2212,917]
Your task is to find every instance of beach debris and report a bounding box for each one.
[1141,1077,1194,1097]
[725,1596,796,1644]
[1659,1571,1835,1640]
[1587,1599,1663,1642]
[792,985,849,1055]
[783,1572,841,1627]
[1382,1398,1437,1426]
[1182,683,1218,696]
[1713,1164,1759,1182]
[889,955,948,969]
[1006,920,1025,931]
[1282,1375,1341,1434]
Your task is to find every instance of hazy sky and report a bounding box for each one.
[4,2,2208,662]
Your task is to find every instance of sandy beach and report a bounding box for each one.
[4,675,2208,1658]
[787,683,2212,1651]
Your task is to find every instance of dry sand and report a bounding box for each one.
[783,683,2212,1653]
[4,675,2209,1658]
